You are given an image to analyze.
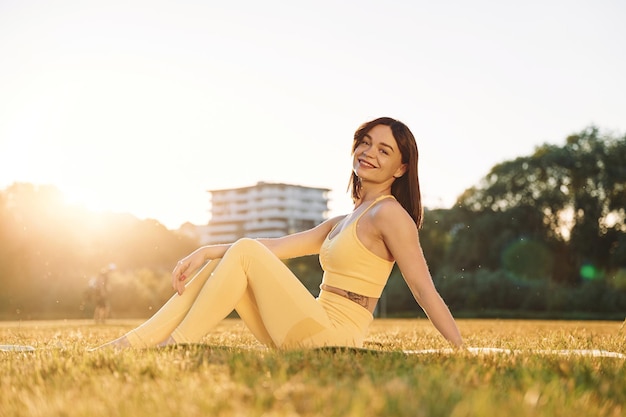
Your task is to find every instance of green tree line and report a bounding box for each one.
[1,125,625,320]
[418,126,626,318]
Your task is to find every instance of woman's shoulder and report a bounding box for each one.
[370,197,414,226]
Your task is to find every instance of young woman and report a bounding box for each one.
[95,117,463,350]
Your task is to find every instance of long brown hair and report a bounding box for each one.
[348,117,423,228]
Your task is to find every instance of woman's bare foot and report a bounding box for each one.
[88,335,131,351]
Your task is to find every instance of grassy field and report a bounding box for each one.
[1,318,625,417]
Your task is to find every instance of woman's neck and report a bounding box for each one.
[354,185,392,209]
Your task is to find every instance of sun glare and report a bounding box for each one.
[60,184,116,215]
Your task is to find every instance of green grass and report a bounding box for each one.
[1,319,625,417]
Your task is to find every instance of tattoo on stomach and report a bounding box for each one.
[346,291,369,308]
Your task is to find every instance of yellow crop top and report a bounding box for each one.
[319,195,395,298]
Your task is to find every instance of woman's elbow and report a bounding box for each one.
[411,285,442,307]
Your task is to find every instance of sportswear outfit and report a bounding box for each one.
[123,195,395,349]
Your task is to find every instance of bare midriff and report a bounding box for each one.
[320,284,378,314]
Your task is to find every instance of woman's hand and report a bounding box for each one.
[171,247,208,295]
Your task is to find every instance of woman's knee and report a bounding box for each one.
[231,237,261,250]
[228,238,269,257]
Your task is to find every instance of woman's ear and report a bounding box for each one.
[393,164,407,179]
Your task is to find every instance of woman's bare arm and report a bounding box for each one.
[170,216,344,294]
[257,215,344,259]
[377,203,464,348]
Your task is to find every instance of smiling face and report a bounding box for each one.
[348,117,423,226]
[352,124,407,185]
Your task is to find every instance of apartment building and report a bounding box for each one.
[206,182,330,244]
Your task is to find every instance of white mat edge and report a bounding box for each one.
[403,347,626,358]
[0,344,36,352]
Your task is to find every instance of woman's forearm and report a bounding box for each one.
[414,291,464,348]
[197,244,231,261]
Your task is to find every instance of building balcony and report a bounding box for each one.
[245,220,287,231]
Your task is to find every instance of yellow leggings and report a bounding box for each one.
[124,238,373,349]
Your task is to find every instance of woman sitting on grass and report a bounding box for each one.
[95,117,464,351]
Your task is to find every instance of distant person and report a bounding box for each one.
[94,117,463,350]
[89,264,115,324]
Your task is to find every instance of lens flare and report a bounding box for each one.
[501,238,553,280]
[580,264,599,280]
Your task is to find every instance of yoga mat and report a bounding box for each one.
[0,345,36,352]
[403,347,626,358]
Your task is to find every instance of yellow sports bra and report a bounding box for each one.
[319,195,395,298]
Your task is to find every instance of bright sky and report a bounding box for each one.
[1,0,624,229]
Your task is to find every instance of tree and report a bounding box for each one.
[453,126,626,284]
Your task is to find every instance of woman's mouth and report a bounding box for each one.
[358,158,376,168]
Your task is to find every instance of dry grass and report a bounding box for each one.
[1,319,625,417]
